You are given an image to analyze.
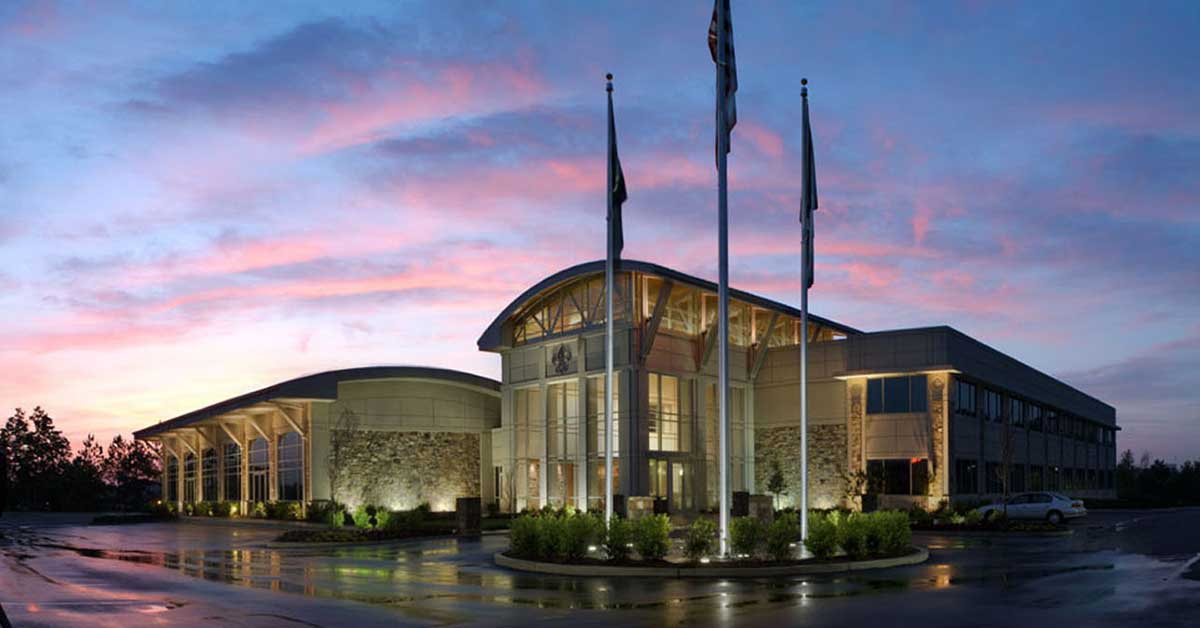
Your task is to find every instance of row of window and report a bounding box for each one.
[163,432,303,503]
[954,380,1116,445]
[866,375,929,414]
[516,373,748,458]
[954,459,1114,494]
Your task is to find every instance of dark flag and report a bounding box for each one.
[607,76,627,259]
[708,0,737,165]
[800,80,818,289]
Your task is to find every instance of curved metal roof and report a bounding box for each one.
[134,366,500,439]
[477,259,860,351]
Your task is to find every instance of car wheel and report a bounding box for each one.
[1047,510,1062,525]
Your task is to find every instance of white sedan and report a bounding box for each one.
[977,492,1087,524]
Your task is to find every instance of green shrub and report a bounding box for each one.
[560,512,602,561]
[730,516,764,558]
[306,500,345,526]
[875,511,911,554]
[415,502,432,517]
[964,509,983,526]
[192,501,213,517]
[949,512,966,525]
[385,508,422,533]
[250,501,267,519]
[765,512,800,561]
[631,514,671,561]
[211,501,233,517]
[603,517,634,561]
[182,502,194,516]
[146,500,177,518]
[804,512,839,559]
[839,513,869,559]
[354,504,391,529]
[908,504,933,527]
[509,514,541,558]
[684,517,717,561]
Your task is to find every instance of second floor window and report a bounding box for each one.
[866,375,928,414]
[954,380,976,415]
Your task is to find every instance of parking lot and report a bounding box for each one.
[2,508,1198,627]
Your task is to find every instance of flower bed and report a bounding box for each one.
[905,502,1069,534]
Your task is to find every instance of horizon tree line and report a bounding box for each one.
[2,406,160,512]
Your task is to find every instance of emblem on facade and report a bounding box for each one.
[551,344,573,375]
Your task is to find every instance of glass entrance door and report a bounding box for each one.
[670,461,692,512]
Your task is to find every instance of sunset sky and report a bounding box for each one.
[1,1,1196,461]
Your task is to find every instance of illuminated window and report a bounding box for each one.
[183,453,197,503]
[277,432,303,502]
[587,375,619,457]
[223,442,241,502]
[201,448,218,501]
[513,275,628,345]
[165,455,179,502]
[648,373,689,452]
[248,437,269,503]
[547,381,579,460]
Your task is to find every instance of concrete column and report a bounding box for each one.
[241,422,250,509]
[160,445,168,503]
[538,381,548,506]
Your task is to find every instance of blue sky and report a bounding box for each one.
[0,0,1197,461]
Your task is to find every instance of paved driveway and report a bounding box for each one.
[2,509,1198,626]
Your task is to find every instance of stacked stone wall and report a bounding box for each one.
[329,430,479,511]
[754,423,847,509]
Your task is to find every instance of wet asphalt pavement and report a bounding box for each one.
[1,508,1198,627]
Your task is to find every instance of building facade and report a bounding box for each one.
[137,260,1118,514]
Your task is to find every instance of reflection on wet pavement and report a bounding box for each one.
[3,509,1200,626]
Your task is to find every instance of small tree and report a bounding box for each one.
[766,461,788,509]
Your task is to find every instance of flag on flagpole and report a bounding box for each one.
[709,0,737,165]
[800,80,818,289]
[608,79,628,260]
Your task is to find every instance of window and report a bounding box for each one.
[985,462,1003,493]
[277,432,303,502]
[223,443,241,502]
[955,459,978,494]
[547,380,580,459]
[867,458,929,495]
[201,448,218,501]
[1029,405,1043,432]
[183,453,197,502]
[1010,464,1026,493]
[1030,465,1044,491]
[983,389,1003,423]
[514,276,628,345]
[165,455,179,502]
[867,375,928,414]
[249,437,269,503]
[587,375,620,457]
[648,373,689,452]
[1010,399,1025,428]
[1048,466,1061,490]
[954,380,976,415]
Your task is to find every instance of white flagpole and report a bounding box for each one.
[800,220,810,542]
[799,78,813,544]
[716,4,731,559]
[605,74,616,526]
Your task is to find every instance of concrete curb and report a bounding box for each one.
[177,516,323,532]
[493,546,929,578]
[914,528,1074,538]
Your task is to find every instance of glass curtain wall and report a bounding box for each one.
[201,448,218,501]
[183,453,197,503]
[513,387,542,509]
[546,381,579,508]
[586,375,620,507]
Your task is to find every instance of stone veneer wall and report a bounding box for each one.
[754,424,847,509]
[330,430,480,511]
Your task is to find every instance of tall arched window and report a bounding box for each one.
[165,455,179,502]
[249,438,269,503]
[201,448,218,501]
[223,442,241,502]
[183,452,197,503]
[277,432,304,502]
